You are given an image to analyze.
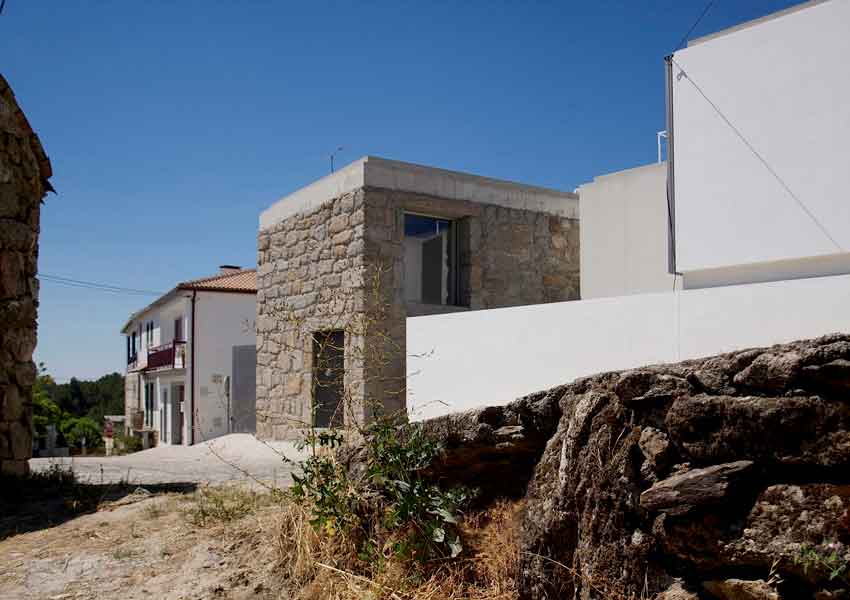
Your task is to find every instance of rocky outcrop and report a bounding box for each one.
[0,75,51,476]
[514,335,850,599]
[411,335,850,599]
[418,386,563,500]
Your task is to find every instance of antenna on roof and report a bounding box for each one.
[329,146,344,173]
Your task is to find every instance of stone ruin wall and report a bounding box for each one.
[0,76,51,476]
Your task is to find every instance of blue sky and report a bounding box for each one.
[2,0,799,381]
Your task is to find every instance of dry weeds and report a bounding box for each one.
[267,498,522,600]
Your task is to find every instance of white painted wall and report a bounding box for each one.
[579,162,678,299]
[672,0,850,276]
[406,273,850,420]
[193,291,256,442]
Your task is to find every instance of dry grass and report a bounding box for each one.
[268,498,522,600]
[182,485,273,527]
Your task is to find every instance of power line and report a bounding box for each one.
[670,57,843,253]
[40,273,165,297]
[674,0,716,51]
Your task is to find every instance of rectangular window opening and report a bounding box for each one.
[312,330,345,429]
[403,213,463,306]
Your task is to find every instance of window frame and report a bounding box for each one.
[403,212,463,307]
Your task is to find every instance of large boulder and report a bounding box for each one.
[509,334,850,599]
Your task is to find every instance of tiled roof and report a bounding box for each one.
[178,269,257,293]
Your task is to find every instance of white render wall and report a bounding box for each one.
[672,0,850,277]
[192,291,256,442]
[406,273,850,421]
[579,162,678,299]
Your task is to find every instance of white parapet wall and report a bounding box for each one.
[406,273,850,421]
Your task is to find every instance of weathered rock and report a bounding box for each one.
[639,426,673,480]
[733,351,803,392]
[418,387,563,500]
[658,580,700,599]
[720,483,850,588]
[666,394,850,469]
[514,334,850,599]
[640,461,754,516]
[702,579,779,600]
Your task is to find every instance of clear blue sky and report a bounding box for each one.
[2,0,798,381]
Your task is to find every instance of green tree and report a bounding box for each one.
[60,416,102,449]
[32,363,61,435]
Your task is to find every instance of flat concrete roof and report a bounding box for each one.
[687,0,828,47]
[260,156,579,230]
[579,161,666,188]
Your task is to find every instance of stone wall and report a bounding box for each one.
[256,190,368,438]
[256,185,580,438]
[0,76,51,476]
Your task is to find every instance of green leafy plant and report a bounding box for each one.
[290,418,474,566]
[291,429,358,536]
[795,543,848,581]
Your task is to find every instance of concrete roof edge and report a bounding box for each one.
[578,161,666,188]
[260,155,578,230]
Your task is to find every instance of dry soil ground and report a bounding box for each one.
[0,487,287,600]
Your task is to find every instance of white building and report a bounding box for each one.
[121,266,257,446]
[406,0,850,420]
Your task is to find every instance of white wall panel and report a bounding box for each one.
[672,0,850,272]
[407,273,850,421]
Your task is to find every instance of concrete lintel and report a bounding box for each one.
[260,156,578,230]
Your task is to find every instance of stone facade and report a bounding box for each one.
[257,160,579,439]
[0,75,52,476]
[256,190,369,439]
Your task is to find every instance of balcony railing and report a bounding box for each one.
[147,340,187,370]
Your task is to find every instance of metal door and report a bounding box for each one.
[230,345,257,434]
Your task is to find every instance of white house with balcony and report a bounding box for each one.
[121,266,257,446]
[406,0,850,420]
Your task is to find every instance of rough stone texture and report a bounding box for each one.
[393,336,850,598]
[658,581,700,600]
[256,190,369,438]
[497,334,850,599]
[256,185,580,438]
[703,579,779,600]
[0,75,51,476]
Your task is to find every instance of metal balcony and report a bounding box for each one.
[147,340,186,370]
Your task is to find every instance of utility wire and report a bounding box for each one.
[670,57,844,254]
[674,0,716,51]
[40,273,165,297]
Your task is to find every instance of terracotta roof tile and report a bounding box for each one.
[178,269,256,293]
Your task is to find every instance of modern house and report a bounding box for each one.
[256,157,580,438]
[406,0,850,418]
[122,266,257,446]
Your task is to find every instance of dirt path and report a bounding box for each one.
[0,489,284,600]
[29,434,305,487]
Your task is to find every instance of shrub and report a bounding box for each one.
[115,433,143,454]
[290,418,474,569]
